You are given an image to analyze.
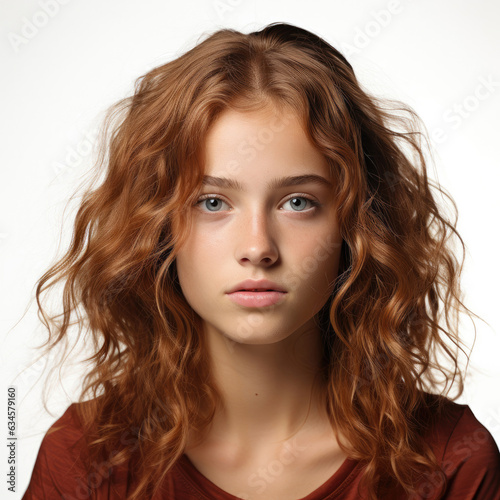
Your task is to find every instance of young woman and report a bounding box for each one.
[22,22,500,500]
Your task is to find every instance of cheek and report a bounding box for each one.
[175,234,222,293]
[296,226,341,266]
[181,223,227,258]
[175,239,199,296]
[317,239,342,274]
[300,238,342,293]
[175,250,208,314]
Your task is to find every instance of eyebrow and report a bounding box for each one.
[201,174,332,190]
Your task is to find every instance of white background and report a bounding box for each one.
[1,0,500,497]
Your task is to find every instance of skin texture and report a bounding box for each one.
[175,105,346,497]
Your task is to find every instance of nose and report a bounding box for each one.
[235,210,279,266]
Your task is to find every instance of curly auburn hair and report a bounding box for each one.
[34,22,478,499]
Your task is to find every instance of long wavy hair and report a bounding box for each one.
[34,22,478,499]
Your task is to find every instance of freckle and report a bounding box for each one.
[255,393,258,396]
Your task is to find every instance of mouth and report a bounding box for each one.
[227,279,287,294]
[226,289,287,307]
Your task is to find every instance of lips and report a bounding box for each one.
[226,290,287,307]
[226,279,287,294]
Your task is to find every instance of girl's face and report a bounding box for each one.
[175,105,342,345]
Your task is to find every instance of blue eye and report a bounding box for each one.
[195,194,320,213]
[196,196,230,212]
[282,196,319,212]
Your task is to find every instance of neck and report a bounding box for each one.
[199,318,330,450]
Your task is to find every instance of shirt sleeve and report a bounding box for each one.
[21,404,93,500]
[440,405,500,500]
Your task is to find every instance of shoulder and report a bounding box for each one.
[22,401,97,500]
[30,401,89,468]
[45,401,87,444]
[40,401,90,464]
[421,393,500,465]
[418,393,500,499]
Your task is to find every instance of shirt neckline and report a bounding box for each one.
[176,452,362,499]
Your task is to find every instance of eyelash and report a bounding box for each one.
[195,193,321,213]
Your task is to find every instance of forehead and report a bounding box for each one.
[202,107,331,181]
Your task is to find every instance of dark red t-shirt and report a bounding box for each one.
[22,398,500,499]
